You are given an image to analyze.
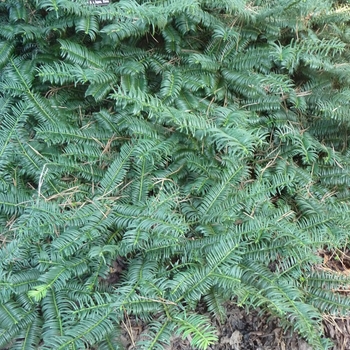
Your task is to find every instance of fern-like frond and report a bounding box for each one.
[159,68,183,104]
[45,309,115,350]
[174,312,218,350]
[0,102,31,172]
[241,260,325,348]
[198,165,247,218]
[171,236,242,304]
[203,286,227,321]
[7,269,42,296]
[0,41,14,69]
[136,319,175,350]
[58,39,104,68]
[41,289,68,341]
[98,142,134,195]
[76,15,99,40]
[11,315,43,350]
[28,258,88,302]
[307,287,350,316]
[0,301,38,348]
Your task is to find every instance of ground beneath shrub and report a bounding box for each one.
[115,249,350,349]
[120,303,350,349]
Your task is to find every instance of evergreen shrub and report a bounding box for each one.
[1,0,350,349]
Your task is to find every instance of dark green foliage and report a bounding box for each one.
[1,0,350,349]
